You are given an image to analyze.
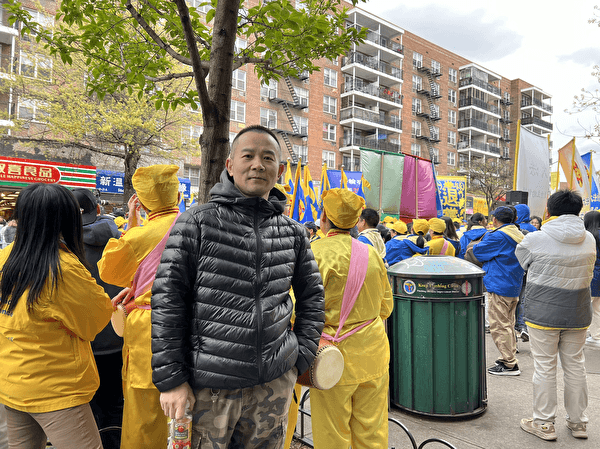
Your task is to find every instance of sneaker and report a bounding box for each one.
[585,336,600,348]
[488,361,520,376]
[520,418,557,441]
[567,421,588,439]
[520,330,529,342]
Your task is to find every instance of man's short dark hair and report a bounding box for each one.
[359,208,379,228]
[547,189,583,216]
[230,125,282,159]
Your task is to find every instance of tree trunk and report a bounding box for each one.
[123,144,141,206]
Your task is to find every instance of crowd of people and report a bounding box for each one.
[0,124,598,447]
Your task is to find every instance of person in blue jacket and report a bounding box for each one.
[514,204,537,234]
[472,206,524,376]
[458,213,488,259]
[584,210,600,348]
[385,221,428,265]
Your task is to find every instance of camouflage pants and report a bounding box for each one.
[191,368,297,449]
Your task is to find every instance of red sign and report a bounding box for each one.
[0,160,61,184]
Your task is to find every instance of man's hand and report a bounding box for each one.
[127,193,142,229]
[111,287,132,310]
[160,382,195,419]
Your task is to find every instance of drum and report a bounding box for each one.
[110,304,127,337]
[297,337,344,390]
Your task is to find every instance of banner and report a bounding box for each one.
[581,152,600,210]
[514,124,550,217]
[97,170,191,198]
[437,176,467,219]
[473,197,488,216]
[558,138,591,208]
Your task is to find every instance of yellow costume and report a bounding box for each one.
[0,247,112,413]
[426,235,456,256]
[310,188,393,449]
[98,165,180,449]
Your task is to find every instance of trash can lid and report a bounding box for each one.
[388,255,485,278]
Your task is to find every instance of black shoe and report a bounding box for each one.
[520,330,529,342]
[488,361,520,376]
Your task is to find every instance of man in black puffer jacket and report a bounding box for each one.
[151,125,325,449]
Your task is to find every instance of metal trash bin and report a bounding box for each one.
[387,255,487,417]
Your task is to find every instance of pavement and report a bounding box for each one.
[293,332,600,448]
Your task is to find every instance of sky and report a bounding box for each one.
[361,0,600,170]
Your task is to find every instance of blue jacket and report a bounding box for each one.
[386,236,429,265]
[591,231,600,297]
[514,204,537,234]
[458,227,487,259]
[472,224,524,297]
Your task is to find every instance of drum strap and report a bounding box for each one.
[322,239,372,344]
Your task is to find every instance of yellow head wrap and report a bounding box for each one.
[382,216,396,224]
[132,164,180,212]
[391,220,408,235]
[429,217,446,234]
[322,188,365,229]
[452,217,462,224]
[412,218,430,235]
[114,216,126,229]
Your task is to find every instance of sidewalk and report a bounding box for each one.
[293,332,600,448]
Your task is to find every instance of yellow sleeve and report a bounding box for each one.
[38,255,113,341]
[378,258,394,320]
[98,237,138,287]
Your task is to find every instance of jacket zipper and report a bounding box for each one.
[254,202,264,383]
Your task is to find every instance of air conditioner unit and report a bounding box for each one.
[332,115,337,120]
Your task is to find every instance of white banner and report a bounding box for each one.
[515,125,550,217]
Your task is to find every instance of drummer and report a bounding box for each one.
[310,188,393,449]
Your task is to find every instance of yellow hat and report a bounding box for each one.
[429,217,446,234]
[322,188,365,229]
[383,216,396,224]
[391,220,408,235]
[114,216,126,229]
[452,217,462,224]
[132,164,180,212]
[412,218,429,235]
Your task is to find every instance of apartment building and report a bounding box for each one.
[0,0,553,209]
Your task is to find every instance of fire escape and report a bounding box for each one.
[268,74,309,165]
[416,64,442,161]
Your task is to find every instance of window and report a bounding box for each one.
[431,148,439,164]
[234,37,247,53]
[260,79,277,99]
[503,147,510,158]
[433,82,441,97]
[431,60,441,75]
[448,88,456,105]
[448,110,457,125]
[293,144,308,161]
[431,126,440,141]
[232,69,246,91]
[182,124,203,142]
[18,98,48,122]
[294,116,308,135]
[431,104,440,119]
[21,8,53,42]
[323,123,336,141]
[412,98,421,115]
[411,143,421,157]
[449,68,457,83]
[260,108,277,128]
[294,86,309,107]
[504,129,510,140]
[230,100,245,122]
[504,92,511,103]
[324,68,337,87]
[323,150,336,167]
[411,120,421,137]
[323,95,337,115]
[448,130,456,146]
[447,152,456,166]
[183,165,200,189]
[412,52,423,69]
[504,111,510,121]
[19,52,52,81]
[412,75,422,92]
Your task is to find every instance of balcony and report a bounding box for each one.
[340,135,401,153]
[416,86,442,99]
[340,106,401,130]
[415,63,442,78]
[268,122,308,138]
[415,108,441,121]
[341,79,402,106]
[459,77,501,96]
[268,91,307,110]
[342,52,403,81]
[521,97,553,114]
[459,97,500,115]
[458,118,500,136]
[521,116,553,131]
[458,140,501,155]
[345,23,404,55]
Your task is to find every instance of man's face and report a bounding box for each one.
[226,131,284,200]
[356,217,366,232]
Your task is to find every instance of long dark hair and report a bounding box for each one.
[584,210,600,253]
[0,184,88,313]
[467,213,486,231]
[441,216,459,240]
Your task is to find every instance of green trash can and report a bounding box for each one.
[387,255,487,417]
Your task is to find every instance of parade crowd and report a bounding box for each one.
[0,124,599,448]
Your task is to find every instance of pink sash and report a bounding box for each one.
[322,239,373,344]
[440,239,449,255]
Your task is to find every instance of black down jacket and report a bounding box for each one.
[151,170,325,392]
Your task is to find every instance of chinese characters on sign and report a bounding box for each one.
[96,170,191,198]
[436,176,466,220]
[0,161,61,184]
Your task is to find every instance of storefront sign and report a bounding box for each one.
[0,156,96,189]
[97,170,192,199]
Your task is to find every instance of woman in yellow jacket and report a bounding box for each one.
[0,183,112,449]
[310,189,393,449]
[426,217,456,256]
[98,165,180,449]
